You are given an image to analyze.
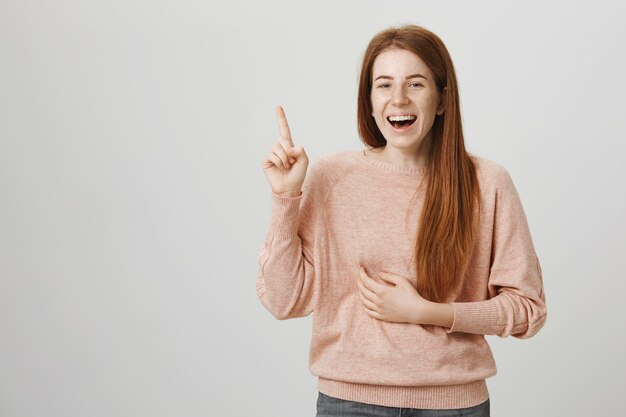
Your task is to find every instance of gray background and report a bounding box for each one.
[1,0,624,416]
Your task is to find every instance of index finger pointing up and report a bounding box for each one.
[275,105,294,147]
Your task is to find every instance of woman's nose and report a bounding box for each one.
[392,87,409,105]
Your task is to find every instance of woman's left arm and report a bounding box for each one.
[437,166,547,339]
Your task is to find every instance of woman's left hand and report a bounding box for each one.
[357,266,431,324]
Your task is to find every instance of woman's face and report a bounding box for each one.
[370,47,445,151]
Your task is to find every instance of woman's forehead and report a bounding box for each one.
[372,48,432,78]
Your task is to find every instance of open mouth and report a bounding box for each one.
[387,115,416,129]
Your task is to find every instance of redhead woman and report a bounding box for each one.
[258,24,547,417]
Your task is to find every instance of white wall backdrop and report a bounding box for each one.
[1,1,624,416]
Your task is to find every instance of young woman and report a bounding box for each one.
[258,24,547,417]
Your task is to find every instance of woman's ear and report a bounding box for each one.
[436,87,447,115]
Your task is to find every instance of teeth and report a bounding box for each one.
[388,115,416,122]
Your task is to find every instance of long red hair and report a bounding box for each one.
[357,24,481,302]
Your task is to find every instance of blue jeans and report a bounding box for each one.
[316,392,490,417]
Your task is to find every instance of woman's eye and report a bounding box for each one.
[377,83,422,89]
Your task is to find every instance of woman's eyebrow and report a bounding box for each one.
[374,74,427,81]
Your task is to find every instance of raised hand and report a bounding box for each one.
[262,105,309,197]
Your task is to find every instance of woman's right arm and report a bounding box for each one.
[256,106,320,319]
[256,188,320,319]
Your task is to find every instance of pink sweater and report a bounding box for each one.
[256,149,547,409]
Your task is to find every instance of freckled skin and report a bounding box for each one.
[369,47,446,170]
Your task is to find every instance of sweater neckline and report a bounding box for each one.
[359,148,428,176]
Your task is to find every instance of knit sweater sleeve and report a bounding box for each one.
[256,161,325,320]
[445,165,547,338]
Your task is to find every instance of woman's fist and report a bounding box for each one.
[262,105,309,196]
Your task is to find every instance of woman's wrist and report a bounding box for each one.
[415,301,454,329]
[274,190,302,198]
